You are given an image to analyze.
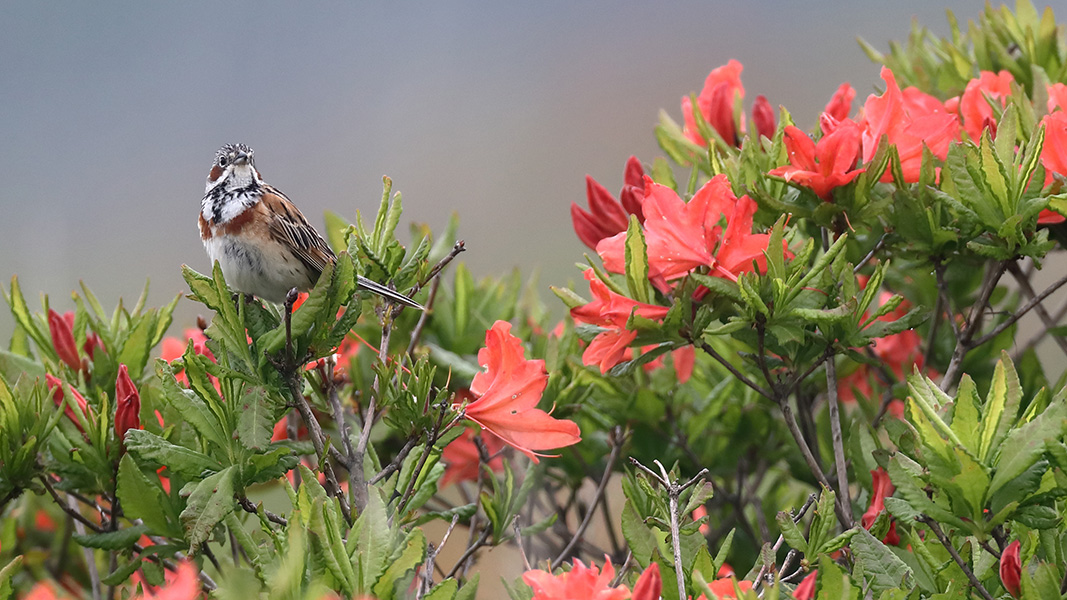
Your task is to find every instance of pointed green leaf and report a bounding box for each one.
[180,466,237,553]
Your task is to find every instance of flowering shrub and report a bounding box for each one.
[4,2,1067,599]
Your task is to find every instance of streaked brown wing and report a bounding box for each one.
[260,186,336,274]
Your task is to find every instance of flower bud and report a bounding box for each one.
[47,309,80,371]
[632,562,661,600]
[1000,540,1021,598]
[794,570,817,600]
[752,95,775,141]
[45,374,92,433]
[114,364,142,451]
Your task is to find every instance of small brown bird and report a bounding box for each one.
[198,143,422,309]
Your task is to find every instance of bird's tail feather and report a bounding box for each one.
[356,275,424,310]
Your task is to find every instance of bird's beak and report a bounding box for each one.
[232,151,250,165]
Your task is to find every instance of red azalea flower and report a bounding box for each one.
[571,156,646,250]
[632,563,661,600]
[599,175,774,284]
[769,122,864,200]
[440,426,506,487]
[456,321,580,461]
[999,540,1021,599]
[523,557,629,600]
[824,83,856,122]
[48,309,81,371]
[131,559,202,600]
[859,67,960,183]
[160,328,217,387]
[949,70,1014,142]
[861,467,900,545]
[640,344,696,383]
[45,374,93,433]
[696,578,753,600]
[793,570,817,600]
[752,95,776,141]
[683,60,745,147]
[115,364,142,452]
[1048,82,1067,113]
[1038,112,1067,228]
[570,269,669,373]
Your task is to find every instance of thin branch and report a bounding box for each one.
[973,269,1067,349]
[551,427,624,569]
[940,260,1009,390]
[691,337,773,400]
[41,476,103,533]
[630,458,708,600]
[369,437,418,485]
[921,516,995,600]
[853,233,887,275]
[407,275,442,358]
[754,493,818,589]
[1007,262,1067,356]
[446,527,491,579]
[321,357,359,510]
[824,357,853,529]
[1017,294,1067,355]
[237,496,288,526]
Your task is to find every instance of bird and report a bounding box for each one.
[198,143,423,309]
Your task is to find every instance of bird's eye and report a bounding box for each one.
[218,156,229,167]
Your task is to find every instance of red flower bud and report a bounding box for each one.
[632,562,661,600]
[1000,540,1021,598]
[861,467,900,545]
[823,82,855,122]
[752,94,775,141]
[47,309,80,371]
[114,364,141,450]
[45,374,92,433]
[571,158,647,250]
[794,570,817,600]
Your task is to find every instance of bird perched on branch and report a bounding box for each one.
[198,143,423,309]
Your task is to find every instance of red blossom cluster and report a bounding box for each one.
[454,320,581,461]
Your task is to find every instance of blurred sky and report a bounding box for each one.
[0,1,991,334]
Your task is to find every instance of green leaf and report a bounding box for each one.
[350,491,394,592]
[774,510,808,555]
[117,315,155,380]
[124,429,223,477]
[989,398,1067,497]
[73,525,149,550]
[156,360,228,450]
[373,528,427,600]
[979,352,1023,463]
[179,466,237,553]
[621,500,657,566]
[623,216,651,304]
[850,528,914,595]
[117,453,176,538]
[0,556,23,600]
[236,385,274,451]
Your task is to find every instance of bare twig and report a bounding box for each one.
[237,496,288,526]
[754,493,818,589]
[921,516,995,600]
[973,270,1067,349]
[630,458,708,600]
[691,337,773,400]
[447,527,491,579]
[1007,262,1067,356]
[824,357,853,529]
[940,260,1009,390]
[551,427,625,569]
[853,233,887,275]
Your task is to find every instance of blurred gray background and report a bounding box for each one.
[1,1,989,333]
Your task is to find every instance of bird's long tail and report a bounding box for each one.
[356,275,425,310]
